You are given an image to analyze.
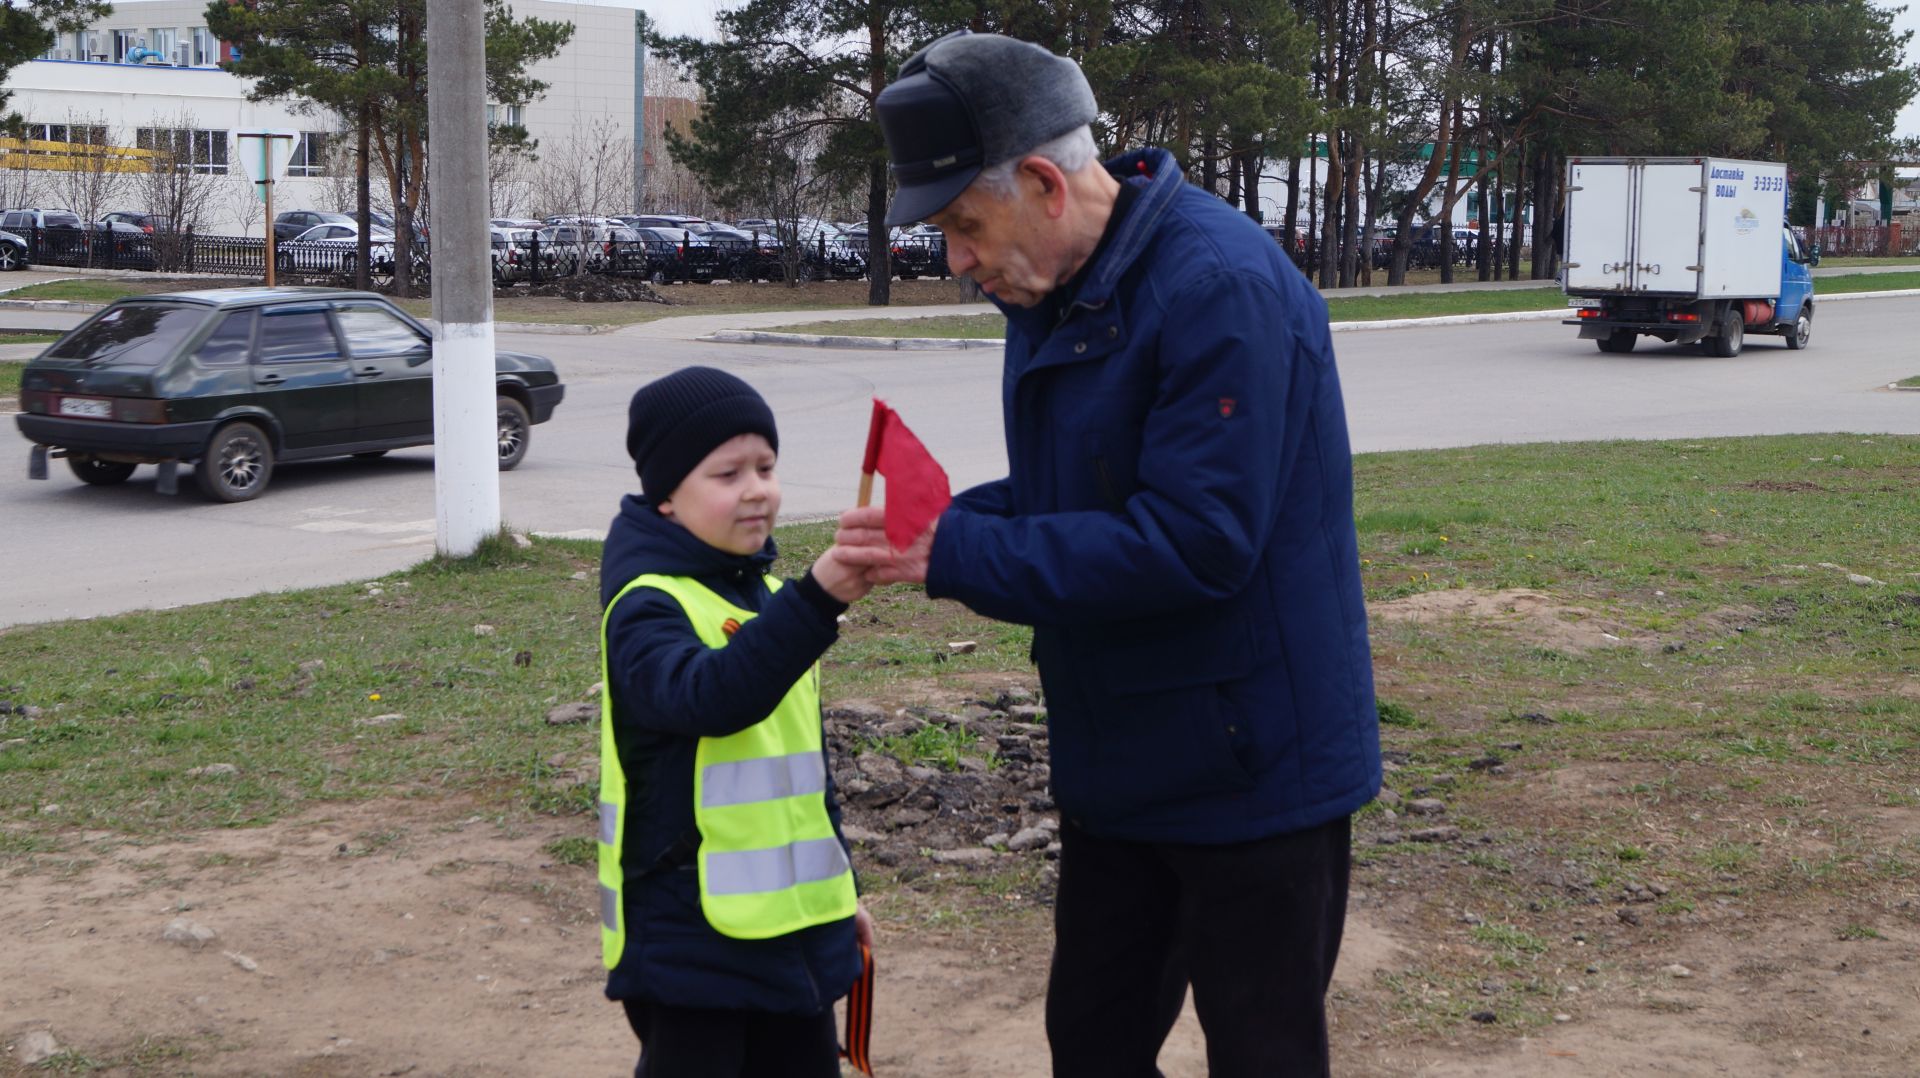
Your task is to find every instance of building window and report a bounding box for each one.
[21,123,111,146]
[136,127,230,174]
[113,30,141,62]
[486,103,525,129]
[287,132,329,177]
[150,28,179,64]
[191,28,216,66]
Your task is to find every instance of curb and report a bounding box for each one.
[701,329,1003,350]
[0,298,107,312]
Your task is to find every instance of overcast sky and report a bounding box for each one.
[626,0,1920,139]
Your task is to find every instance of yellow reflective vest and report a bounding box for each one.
[598,572,857,966]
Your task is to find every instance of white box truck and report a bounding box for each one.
[1562,157,1817,356]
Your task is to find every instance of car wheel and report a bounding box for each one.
[0,243,22,271]
[797,262,816,283]
[197,422,274,502]
[275,252,293,272]
[650,269,668,286]
[497,396,531,471]
[342,254,357,276]
[1596,330,1637,354]
[1784,307,1812,350]
[68,455,137,485]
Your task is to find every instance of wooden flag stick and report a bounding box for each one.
[857,398,887,508]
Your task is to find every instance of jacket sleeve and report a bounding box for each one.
[951,476,1015,517]
[925,270,1301,625]
[605,582,840,739]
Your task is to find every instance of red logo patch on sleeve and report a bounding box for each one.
[1218,397,1237,419]
[721,618,741,637]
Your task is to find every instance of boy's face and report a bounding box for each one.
[658,432,781,555]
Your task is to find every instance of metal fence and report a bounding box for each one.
[1793,224,1920,259]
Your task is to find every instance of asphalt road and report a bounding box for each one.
[3,293,1916,628]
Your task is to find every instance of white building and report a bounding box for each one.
[1,0,646,234]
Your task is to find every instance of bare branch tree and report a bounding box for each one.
[132,110,221,267]
[51,110,122,267]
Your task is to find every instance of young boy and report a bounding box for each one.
[597,366,874,1077]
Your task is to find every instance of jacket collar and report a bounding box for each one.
[1072,148,1183,311]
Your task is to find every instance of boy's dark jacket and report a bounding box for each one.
[599,493,860,1014]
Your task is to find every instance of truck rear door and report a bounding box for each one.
[1634,162,1704,295]
[1565,162,1632,293]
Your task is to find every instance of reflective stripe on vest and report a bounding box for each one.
[597,573,857,965]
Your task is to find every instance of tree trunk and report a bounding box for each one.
[1306,135,1319,278]
[1509,157,1524,281]
[356,97,371,292]
[1241,148,1260,220]
[1339,137,1360,288]
[866,11,891,306]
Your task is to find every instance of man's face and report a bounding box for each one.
[928,171,1063,308]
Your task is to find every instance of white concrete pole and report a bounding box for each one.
[426,0,500,556]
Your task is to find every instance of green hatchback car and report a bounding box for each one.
[14,287,565,501]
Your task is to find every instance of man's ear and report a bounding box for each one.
[656,498,675,517]
[1020,156,1070,218]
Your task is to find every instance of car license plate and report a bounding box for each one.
[58,396,113,419]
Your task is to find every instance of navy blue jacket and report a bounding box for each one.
[599,495,860,1014]
[926,147,1382,843]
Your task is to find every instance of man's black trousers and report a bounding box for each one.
[1045,815,1352,1078]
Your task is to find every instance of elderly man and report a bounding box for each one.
[838,31,1381,1078]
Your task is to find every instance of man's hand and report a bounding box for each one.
[835,506,936,585]
[810,546,875,604]
[854,903,875,951]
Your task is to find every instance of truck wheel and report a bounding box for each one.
[1707,316,1744,358]
[196,422,274,502]
[1596,330,1637,354]
[1784,308,1812,350]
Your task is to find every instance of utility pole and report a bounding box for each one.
[426,0,499,556]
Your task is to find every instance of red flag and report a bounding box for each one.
[861,398,951,550]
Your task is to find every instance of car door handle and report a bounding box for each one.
[256,373,285,385]
[354,366,383,378]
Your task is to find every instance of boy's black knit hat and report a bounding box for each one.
[626,367,779,500]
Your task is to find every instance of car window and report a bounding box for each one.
[47,304,210,367]
[256,308,342,364]
[46,212,81,228]
[192,310,256,367]
[336,304,425,356]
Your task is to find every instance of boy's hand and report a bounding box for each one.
[810,546,874,604]
[855,904,875,951]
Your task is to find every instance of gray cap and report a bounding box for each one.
[877,32,1098,226]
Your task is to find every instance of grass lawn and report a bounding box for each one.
[1811,270,1920,294]
[4,433,1920,1055]
[1895,375,1920,388]
[3,279,154,303]
[3,433,1915,835]
[1814,255,1920,268]
[0,360,21,397]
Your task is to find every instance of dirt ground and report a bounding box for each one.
[7,788,1917,1074]
[7,649,1920,1075]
